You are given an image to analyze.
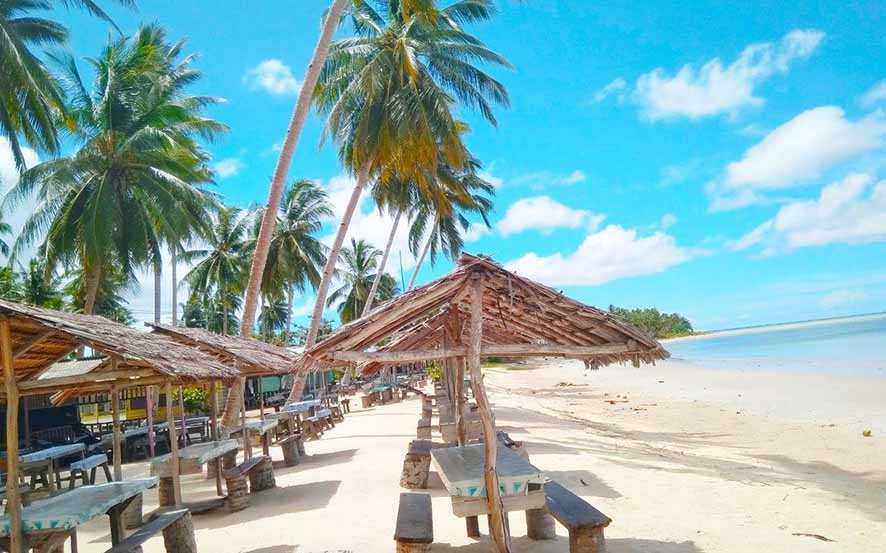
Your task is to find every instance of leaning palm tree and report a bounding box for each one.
[4,25,225,315]
[407,159,495,289]
[327,238,399,324]
[18,258,63,308]
[248,179,331,340]
[0,212,12,257]
[300,0,510,351]
[180,206,251,336]
[0,0,136,170]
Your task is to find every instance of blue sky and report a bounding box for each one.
[3,1,885,330]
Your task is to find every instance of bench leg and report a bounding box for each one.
[466,515,480,538]
[89,467,97,485]
[526,508,556,540]
[122,492,143,529]
[162,510,198,553]
[399,455,430,489]
[248,457,276,492]
[159,477,176,507]
[282,439,301,467]
[226,476,250,512]
[569,527,606,553]
[103,463,113,483]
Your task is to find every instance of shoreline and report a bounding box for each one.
[662,311,886,343]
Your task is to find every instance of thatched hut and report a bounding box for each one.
[0,300,236,553]
[293,254,667,553]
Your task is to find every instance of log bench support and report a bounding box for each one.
[103,508,196,553]
[416,419,432,440]
[394,492,433,553]
[399,440,432,489]
[543,481,611,553]
[280,434,304,467]
[224,455,275,512]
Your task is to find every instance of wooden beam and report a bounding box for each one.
[1,317,23,553]
[110,372,123,481]
[12,330,57,360]
[209,380,223,497]
[17,367,157,392]
[165,380,182,506]
[467,275,511,553]
[331,347,467,363]
[481,343,638,357]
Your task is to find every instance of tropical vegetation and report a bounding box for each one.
[608,305,695,339]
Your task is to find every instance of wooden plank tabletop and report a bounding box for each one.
[0,477,158,536]
[431,444,545,498]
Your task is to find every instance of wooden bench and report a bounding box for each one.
[223,455,275,512]
[544,481,611,553]
[104,508,196,553]
[400,440,434,489]
[416,419,432,440]
[394,492,433,553]
[69,453,113,488]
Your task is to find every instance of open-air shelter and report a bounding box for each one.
[293,254,667,553]
[0,300,236,553]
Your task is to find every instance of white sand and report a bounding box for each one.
[67,360,885,552]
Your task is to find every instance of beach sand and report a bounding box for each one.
[69,360,885,552]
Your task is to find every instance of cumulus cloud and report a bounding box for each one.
[710,107,886,210]
[0,137,41,262]
[244,59,301,96]
[478,168,504,189]
[593,77,627,103]
[861,80,886,107]
[213,158,244,179]
[634,30,824,120]
[731,173,886,254]
[497,196,604,236]
[463,223,491,242]
[512,170,587,190]
[505,225,693,286]
[659,213,678,229]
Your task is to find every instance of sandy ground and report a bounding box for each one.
[66,360,885,553]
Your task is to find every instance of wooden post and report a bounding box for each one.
[22,396,30,449]
[1,318,23,553]
[146,385,156,457]
[467,275,511,553]
[454,356,466,445]
[209,381,223,496]
[258,377,265,423]
[239,377,250,459]
[110,375,123,481]
[165,381,182,506]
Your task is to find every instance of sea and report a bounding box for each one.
[665,313,886,376]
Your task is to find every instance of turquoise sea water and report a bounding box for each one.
[665,314,886,376]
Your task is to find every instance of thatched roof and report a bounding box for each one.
[146,323,296,376]
[295,254,668,373]
[0,300,237,398]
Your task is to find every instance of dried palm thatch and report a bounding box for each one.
[0,300,237,399]
[146,323,296,376]
[295,254,668,374]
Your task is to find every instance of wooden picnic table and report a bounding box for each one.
[0,477,157,552]
[283,400,320,414]
[230,420,278,456]
[97,416,211,460]
[431,443,546,517]
[2,443,86,492]
[150,439,239,511]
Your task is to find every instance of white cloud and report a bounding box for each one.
[820,288,866,309]
[659,213,678,229]
[512,170,588,190]
[731,173,886,254]
[710,106,886,210]
[213,158,244,179]
[593,77,627,103]
[0,137,41,262]
[463,223,491,242]
[244,59,301,96]
[634,30,824,120]
[560,170,586,185]
[505,225,693,286]
[478,169,504,189]
[861,80,886,107]
[497,196,604,236]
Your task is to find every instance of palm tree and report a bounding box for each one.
[301,0,510,349]
[180,206,250,336]
[249,179,331,340]
[64,263,136,323]
[327,238,399,324]
[0,0,136,170]
[239,0,351,338]
[407,158,494,289]
[18,258,62,308]
[258,296,288,341]
[3,25,225,315]
[0,212,12,257]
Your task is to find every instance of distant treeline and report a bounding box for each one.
[608,305,694,339]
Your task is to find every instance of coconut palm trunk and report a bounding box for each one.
[285,285,294,343]
[83,264,102,315]
[288,163,370,402]
[361,209,401,317]
[154,260,161,324]
[239,0,350,339]
[170,245,178,326]
[407,231,433,291]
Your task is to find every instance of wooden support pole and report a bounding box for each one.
[22,396,30,449]
[239,377,250,459]
[110,374,123,481]
[165,380,182,506]
[209,381,223,497]
[454,356,466,445]
[1,318,23,553]
[178,386,187,447]
[147,385,156,457]
[258,377,265,423]
[467,275,511,553]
